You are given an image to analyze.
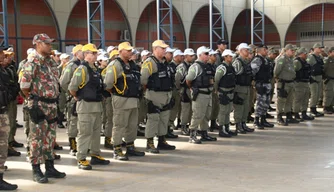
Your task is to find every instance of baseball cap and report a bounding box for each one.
[284,44,297,50]
[32,33,55,45]
[222,49,236,57]
[217,39,229,45]
[237,43,251,51]
[60,53,70,60]
[0,46,8,51]
[118,42,133,51]
[107,46,116,53]
[97,55,109,61]
[27,48,35,55]
[296,47,308,55]
[328,47,334,53]
[82,43,98,52]
[53,50,61,55]
[72,44,83,54]
[257,44,268,49]
[166,47,176,53]
[152,40,169,48]
[141,50,150,57]
[184,48,195,56]
[209,50,218,56]
[109,50,119,58]
[313,43,324,49]
[173,49,184,57]
[196,46,211,56]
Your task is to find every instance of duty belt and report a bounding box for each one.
[198,89,212,95]
[218,88,234,94]
[30,95,58,104]
[278,79,294,83]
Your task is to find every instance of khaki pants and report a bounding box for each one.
[293,82,310,112]
[189,93,212,131]
[138,97,147,123]
[218,92,233,125]
[145,99,170,138]
[58,89,66,113]
[169,88,181,123]
[310,81,321,108]
[324,80,334,107]
[66,98,78,138]
[277,82,295,114]
[76,112,102,161]
[112,108,138,146]
[0,114,9,173]
[7,100,17,143]
[210,92,220,120]
[233,89,250,123]
[104,97,113,137]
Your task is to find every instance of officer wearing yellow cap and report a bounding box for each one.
[68,43,110,170]
[109,50,119,61]
[59,44,83,156]
[104,42,145,160]
[141,40,176,153]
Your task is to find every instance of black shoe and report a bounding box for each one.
[310,107,324,117]
[146,138,159,153]
[9,140,24,148]
[16,123,23,128]
[69,137,77,156]
[137,129,145,136]
[54,153,61,160]
[266,112,275,119]
[209,120,218,132]
[0,174,18,190]
[104,137,113,149]
[236,123,246,134]
[302,111,314,121]
[268,105,276,112]
[165,128,178,139]
[91,155,111,165]
[7,146,20,156]
[218,126,232,138]
[181,125,190,136]
[189,130,202,144]
[113,146,129,161]
[32,164,48,183]
[176,119,181,129]
[199,130,217,141]
[317,100,323,108]
[277,113,288,126]
[324,106,333,114]
[53,143,63,150]
[225,124,237,136]
[121,140,127,147]
[254,117,264,129]
[294,112,303,122]
[247,113,254,123]
[45,160,66,178]
[57,122,65,128]
[286,112,300,124]
[157,136,176,150]
[78,159,92,170]
[242,122,254,132]
[261,115,274,128]
[126,143,145,156]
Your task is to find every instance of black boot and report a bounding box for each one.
[7,146,20,157]
[9,140,24,148]
[113,145,129,161]
[53,142,63,150]
[209,120,218,132]
[57,112,65,128]
[91,155,110,165]
[45,160,66,178]
[104,137,113,149]
[253,117,264,129]
[176,118,181,129]
[218,126,232,138]
[165,128,178,139]
[242,122,254,132]
[286,112,299,124]
[69,137,77,156]
[247,112,254,123]
[261,115,274,128]
[0,173,18,190]
[294,112,303,122]
[157,136,176,150]
[189,130,202,144]
[32,164,48,183]
[268,105,276,112]
[310,107,324,117]
[146,138,159,153]
[137,126,145,136]
[199,130,217,141]
[317,100,323,108]
[225,124,237,136]
[181,125,190,136]
[236,123,246,134]
[266,112,274,119]
[277,113,288,126]
[125,142,145,156]
[302,111,314,121]
[324,106,333,114]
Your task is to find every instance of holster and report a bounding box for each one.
[191,88,199,101]
[71,102,78,116]
[233,92,244,105]
[277,82,288,98]
[310,77,318,84]
[219,93,230,105]
[255,82,267,95]
[147,101,161,114]
[28,98,46,124]
[181,88,191,103]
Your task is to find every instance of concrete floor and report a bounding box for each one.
[4,105,334,192]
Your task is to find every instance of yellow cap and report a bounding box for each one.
[152,40,169,48]
[82,43,98,52]
[72,44,83,54]
[118,42,133,51]
[109,50,119,59]
[4,51,14,56]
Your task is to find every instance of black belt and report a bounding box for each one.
[279,79,294,83]
[30,95,58,104]
[218,88,234,94]
[198,90,212,95]
[296,79,309,83]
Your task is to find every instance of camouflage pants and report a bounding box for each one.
[255,83,272,117]
[29,102,57,165]
[0,114,9,174]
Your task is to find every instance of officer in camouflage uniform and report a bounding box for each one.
[292,47,314,121]
[274,44,298,126]
[59,44,83,156]
[69,43,110,170]
[141,40,176,153]
[20,33,66,183]
[323,47,334,114]
[307,43,325,117]
[0,46,18,190]
[251,45,274,129]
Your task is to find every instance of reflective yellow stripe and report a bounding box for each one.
[112,65,127,95]
[76,68,86,89]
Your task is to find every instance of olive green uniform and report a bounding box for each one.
[292,58,310,113]
[307,54,323,108]
[323,56,334,107]
[100,67,113,138]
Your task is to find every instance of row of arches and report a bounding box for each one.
[2,0,334,60]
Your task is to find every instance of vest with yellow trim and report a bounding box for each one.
[147,56,173,92]
[112,58,141,98]
[77,61,103,102]
[99,68,111,98]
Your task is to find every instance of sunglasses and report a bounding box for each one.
[204,52,209,55]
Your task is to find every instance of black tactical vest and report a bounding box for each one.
[0,67,10,112]
[112,58,141,98]
[77,61,103,102]
[235,58,252,86]
[147,56,173,92]
[218,63,236,88]
[191,61,212,89]
[311,54,324,76]
[254,55,272,83]
[180,62,191,88]
[295,57,311,82]
[6,65,19,100]
[168,61,177,87]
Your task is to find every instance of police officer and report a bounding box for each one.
[57,53,70,129]
[323,47,334,114]
[214,49,237,137]
[0,46,18,190]
[307,43,325,117]
[251,45,274,129]
[20,33,66,183]
[292,47,314,120]
[68,43,110,170]
[141,40,176,153]
[267,48,278,111]
[232,43,255,133]
[208,50,220,131]
[186,46,217,144]
[104,42,145,160]
[175,48,196,135]
[215,39,229,66]
[59,44,83,156]
[274,44,297,126]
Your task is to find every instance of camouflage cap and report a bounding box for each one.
[32,33,55,45]
[313,43,324,49]
[328,47,334,53]
[284,44,297,50]
[296,47,308,55]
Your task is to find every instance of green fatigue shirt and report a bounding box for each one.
[186,59,214,92]
[60,58,80,92]
[274,54,296,81]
